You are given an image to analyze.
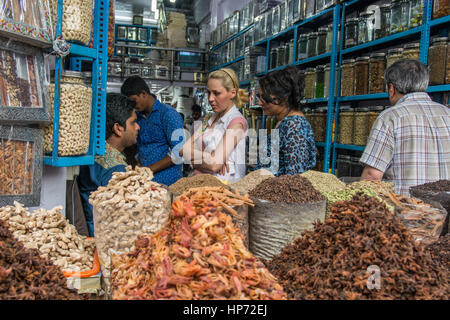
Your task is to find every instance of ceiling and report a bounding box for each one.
[163,0,196,12]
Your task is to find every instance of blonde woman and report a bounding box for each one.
[180,68,249,183]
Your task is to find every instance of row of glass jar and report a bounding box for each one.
[304,107,328,142]
[269,40,295,70]
[297,26,335,60]
[116,26,149,42]
[115,43,147,57]
[344,0,424,48]
[304,64,337,99]
[428,37,450,85]
[209,29,253,68]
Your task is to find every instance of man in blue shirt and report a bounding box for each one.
[78,93,140,236]
[121,76,184,186]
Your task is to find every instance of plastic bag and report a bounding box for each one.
[248,198,326,260]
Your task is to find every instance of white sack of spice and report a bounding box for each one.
[89,166,171,280]
[0,201,95,272]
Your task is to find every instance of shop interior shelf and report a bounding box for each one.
[334,144,365,152]
[209,55,244,72]
[69,44,98,59]
[210,23,254,52]
[338,93,389,102]
[316,142,327,148]
[430,15,450,27]
[295,52,332,66]
[303,98,329,104]
[427,84,450,93]
[43,155,95,167]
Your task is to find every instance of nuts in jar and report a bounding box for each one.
[341,59,355,97]
[428,37,448,86]
[353,107,369,146]
[338,106,354,145]
[387,48,403,68]
[369,53,386,94]
[402,42,420,60]
[354,56,370,96]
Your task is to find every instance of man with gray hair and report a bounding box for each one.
[360,59,450,195]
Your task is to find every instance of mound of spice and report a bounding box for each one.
[426,234,450,270]
[0,218,83,300]
[411,180,450,193]
[347,180,395,196]
[230,169,274,195]
[266,193,449,300]
[249,174,325,203]
[111,195,286,300]
[301,170,346,194]
[169,174,233,195]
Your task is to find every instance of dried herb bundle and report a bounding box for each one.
[266,193,449,300]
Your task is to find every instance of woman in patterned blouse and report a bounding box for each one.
[254,65,317,176]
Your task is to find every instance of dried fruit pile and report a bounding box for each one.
[169,174,232,195]
[0,218,82,300]
[111,192,286,300]
[410,180,450,192]
[230,169,274,195]
[266,194,449,300]
[249,175,325,203]
[427,234,450,270]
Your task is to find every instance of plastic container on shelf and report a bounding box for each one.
[314,107,327,142]
[314,65,325,99]
[288,39,294,65]
[386,48,403,68]
[307,32,318,58]
[368,106,384,132]
[324,64,330,98]
[265,10,273,38]
[358,11,375,45]
[297,33,308,60]
[326,25,333,52]
[338,105,354,145]
[369,53,386,94]
[277,46,286,68]
[408,0,424,29]
[304,68,316,99]
[316,0,325,13]
[117,26,127,39]
[354,56,370,96]
[428,37,448,86]
[45,71,92,157]
[272,5,280,36]
[402,42,420,60]
[341,59,355,97]
[344,18,359,48]
[270,48,278,70]
[433,0,450,19]
[253,15,262,43]
[317,27,328,55]
[287,0,294,26]
[305,0,316,18]
[390,0,410,34]
[49,0,93,46]
[128,27,137,41]
[376,4,391,40]
[298,0,307,21]
[324,0,336,10]
[353,107,369,146]
[280,1,287,31]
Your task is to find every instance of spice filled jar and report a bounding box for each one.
[297,33,308,60]
[314,107,327,142]
[304,68,316,99]
[358,11,375,45]
[307,32,318,58]
[354,56,370,96]
[368,106,384,132]
[288,39,294,65]
[369,53,386,94]
[270,48,278,70]
[345,18,359,48]
[447,41,450,84]
[376,4,391,39]
[277,46,286,67]
[390,0,410,34]
[428,37,448,85]
[315,65,325,99]
[338,105,354,145]
[341,59,355,97]
[316,0,325,13]
[317,27,328,55]
[353,107,369,146]
[402,42,420,60]
[326,25,333,52]
[305,0,316,18]
[433,0,450,19]
[409,0,424,29]
[386,48,403,68]
[324,64,330,98]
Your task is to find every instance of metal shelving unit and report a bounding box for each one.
[44,0,109,167]
[331,0,450,175]
[114,24,158,58]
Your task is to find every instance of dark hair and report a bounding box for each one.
[384,59,429,94]
[258,65,305,111]
[121,75,156,98]
[105,93,136,140]
[179,112,185,121]
[192,104,202,113]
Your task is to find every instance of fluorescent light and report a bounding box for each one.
[170,0,176,3]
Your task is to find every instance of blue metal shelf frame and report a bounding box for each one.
[44,0,109,167]
[331,0,449,175]
[210,23,254,52]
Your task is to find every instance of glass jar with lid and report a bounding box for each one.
[266,10,273,37]
[314,107,327,142]
[369,53,386,94]
[409,0,424,29]
[358,11,375,45]
[277,46,286,67]
[326,25,333,52]
[338,105,354,145]
[402,42,420,60]
[117,26,127,39]
[128,27,138,41]
[315,65,325,99]
[368,106,384,132]
[345,18,359,48]
[270,48,278,70]
[297,33,308,60]
[386,48,403,67]
[428,37,448,85]
[354,56,370,95]
[376,4,391,39]
[305,0,316,18]
[341,59,355,97]
[324,0,336,10]
[390,0,410,34]
[316,0,325,13]
[288,39,294,64]
[307,32,318,57]
[317,27,328,55]
[304,68,316,99]
[353,107,369,146]
[280,1,287,31]
[324,64,330,98]
[272,5,280,35]
[433,0,450,19]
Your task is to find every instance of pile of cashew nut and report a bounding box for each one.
[89,166,171,282]
[44,82,92,156]
[49,0,93,45]
[0,201,95,273]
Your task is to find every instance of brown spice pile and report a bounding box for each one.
[169,174,233,195]
[0,218,83,300]
[410,180,450,193]
[265,194,449,300]
[230,169,274,195]
[249,174,325,203]
[427,234,450,270]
